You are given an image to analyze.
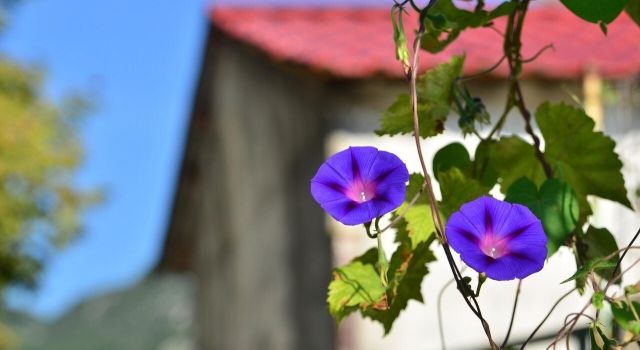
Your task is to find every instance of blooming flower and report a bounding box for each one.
[445,196,547,281]
[310,146,409,225]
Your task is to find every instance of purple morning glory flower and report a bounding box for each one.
[445,196,547,281]
[310,146,409,226]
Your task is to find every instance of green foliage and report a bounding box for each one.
[487,103,630,220]
[430,143,491,218]
[576,226,620,282]
[536,102,631,216]
[561,257,617,284]
[438,168,488,218]
[432,142,471,182]
[472,141,498,188]
[592,291,605,310]
[329,0,638,340]
[560,0,628,25]
[590,323,618,349]
[327,253,387,324]
[627,0,640,25]
[611,300,640,334]
[454,86,490,136]
[420,0,516,53]
[0,59,95,289]
[363,240,436,334]
[395,174,437,249]
[376,56,463,138]
[487,136,546,191]
[625,282,640,295]
[327,217,437,332]
[505,178,579,256]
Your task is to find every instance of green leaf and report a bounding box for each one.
[394,174,439,249]
[505,178,579,256]
[592,291,605,310]
[438,167,489,217]
[363,240,436,333]
[590,323,618,349]
[421,0,516,53]
[472,140,499,188]
[627,0,640,25]
[327,258,387,324]
[416,55,464,107]
[376,57,464,138]
[576,226,620,281]
[432,142,471,181]
[561,257,618,284]
[487,136,546,193]
[625,282,640,295]
[611,300,640,334]
[536,102,631,214]
[560,0,628,24]
[402,203,437,249]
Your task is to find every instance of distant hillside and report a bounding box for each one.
[5,273,195,350]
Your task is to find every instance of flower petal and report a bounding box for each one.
[369,183,406,217]
[367,150,410,185]
[459,250,493,274]
[324,146,378,183]
[446,196,548,281]
[494,203,543,242]
[323,200,375,226]
[484,244,547,280]
[446,211,483,253]
[310,146,409,226]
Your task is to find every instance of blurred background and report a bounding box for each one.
[0,0,637,349]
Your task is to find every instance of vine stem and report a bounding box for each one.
[407,12,500,349]
[546,232,640,350]
[501,279,522,348]
[409,35,445,244]
[604,226,640,292]
[503,0,553,179]
[518,287,577,350]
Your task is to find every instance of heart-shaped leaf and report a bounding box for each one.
[506,177,579,255]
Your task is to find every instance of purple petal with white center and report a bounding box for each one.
[310,146,409,226]
[445,196,547,281]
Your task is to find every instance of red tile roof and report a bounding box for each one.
[210,6,640,80]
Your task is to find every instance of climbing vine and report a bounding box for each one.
[311,0,640,348]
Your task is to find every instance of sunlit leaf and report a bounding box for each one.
[394,174,439,249]
[536,102,631,216]
[376,57,464,138]
[327,255,387,324]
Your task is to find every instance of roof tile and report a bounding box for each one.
[211,6,640,79]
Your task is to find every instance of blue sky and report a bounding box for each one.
[0,0,401,319]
